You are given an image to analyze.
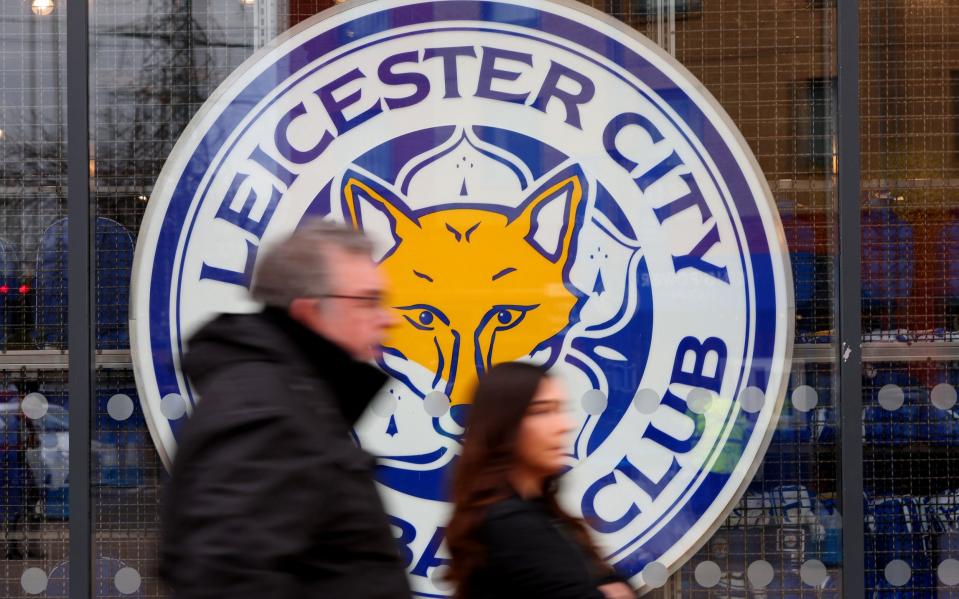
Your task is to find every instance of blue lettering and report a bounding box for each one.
[248,144,297,188]
[476,47,533,104]
[212,171,280,239]
[199,170,281,288]
[200,240,257,289]
[410,527,449,577]
[642,390,705,453]
[273,102,334,164]
[634,150,684,192]
[389,515,417,568]
[602,112,666,172]
[423,46,476,99]
[603,113,723,270]
[673,224,729,283]
[652,171,711,224]
[317,67,384,135]
[582,453,684,534]
[642,336,726,453]
[672,335,727,392]
[530,61,595,130]
[615,455,682,500]
[581,472,641,533]
[379,51,431,110]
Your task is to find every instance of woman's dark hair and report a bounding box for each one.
[445,362,608,597]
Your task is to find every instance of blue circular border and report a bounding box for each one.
[162,23,754,560]
[144,0,781,582]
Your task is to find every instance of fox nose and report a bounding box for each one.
[446,383,476,409]
[447,336,480,408]
[450,404,471,428]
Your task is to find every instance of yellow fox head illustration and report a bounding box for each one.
[342,164,587,415]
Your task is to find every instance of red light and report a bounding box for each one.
[0,286,7,294]
[18,284,29,295]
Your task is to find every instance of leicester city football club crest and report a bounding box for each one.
[130,0,794,594]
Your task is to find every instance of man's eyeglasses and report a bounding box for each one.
[319,294,385,309]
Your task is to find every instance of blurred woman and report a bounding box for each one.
[446,362,635,599]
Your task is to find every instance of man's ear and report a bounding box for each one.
[288,297,322,331]
[510,163,587,265]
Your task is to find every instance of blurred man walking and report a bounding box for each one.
[160,221,410,599]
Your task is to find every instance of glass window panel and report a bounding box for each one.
[90,0,839,596]
[861,1,959,596]
[90,0,262,594]
[630,0,842,594]
[0,0,69,593]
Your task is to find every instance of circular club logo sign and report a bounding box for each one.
[131,0,793,593]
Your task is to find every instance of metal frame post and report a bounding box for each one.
[837,0,864,597]
[66,0,92,593]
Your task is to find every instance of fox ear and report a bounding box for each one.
[341,169,419,242]
[511,164,586,265]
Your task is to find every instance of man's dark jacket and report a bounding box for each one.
[159,308,411,599]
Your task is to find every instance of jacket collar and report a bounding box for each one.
[261,307,387,424]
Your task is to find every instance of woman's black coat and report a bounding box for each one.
[464,495,623,599]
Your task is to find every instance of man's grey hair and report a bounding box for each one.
[250,220,373,308]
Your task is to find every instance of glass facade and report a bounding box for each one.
[0,0,69,595]
[0,0,953,596]
[860,2,959,596]
[661,2,841,596]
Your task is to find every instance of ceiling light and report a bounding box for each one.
[31,0,54,16]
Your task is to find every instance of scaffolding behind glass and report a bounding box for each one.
[88,0,338,595]
[859,1,959,596]
[0,0,70,594]
[628,0,844,594]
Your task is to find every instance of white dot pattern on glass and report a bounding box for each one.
[21,393,48,420]
[694,561,722,588]
[20,568,47,595]
[107,394,135,421]
[581,389,607,415]
[687,389,713,415]
[747,560,774,588]
[877,384,905,411]
[641,561,668,588]
[800,559,828,587]
[371,393,398,417]
[114,567,142,595]
[160,393,187,420]
[633,388,660,415]
[939,559,959,586]
[791,385,819,412]
[931,383,958,411]
[738,386,765,413]
[885,559,911,587]
[424,391,450,417]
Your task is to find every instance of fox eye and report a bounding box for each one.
[486,304,538,332]
[395,304,448,331]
